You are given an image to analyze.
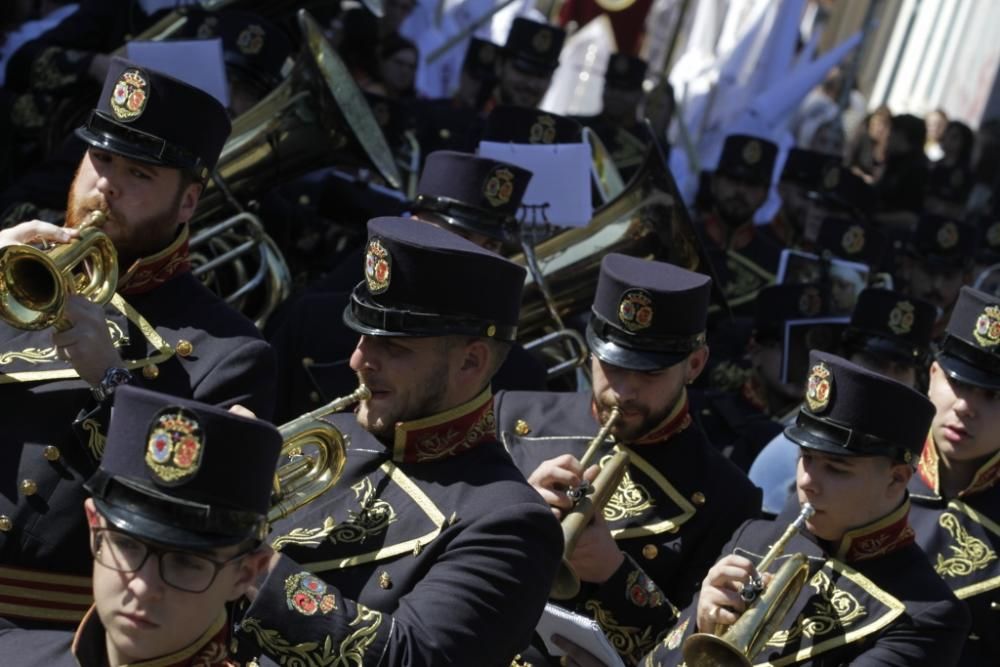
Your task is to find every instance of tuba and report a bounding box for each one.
[682,503,816,667]
[551,407,626,600]
[269,384,372,524]
[0,212,117,331]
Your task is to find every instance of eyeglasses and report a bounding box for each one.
[90,528,251,593]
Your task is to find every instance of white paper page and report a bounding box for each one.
[126,39,230,109]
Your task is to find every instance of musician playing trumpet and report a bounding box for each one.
[647,352,970,667]
[496,255,761,665]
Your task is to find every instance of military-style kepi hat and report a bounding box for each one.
[936,286,1000,390]
[907,214,975,269]
[753,283,830,341]
[779,148,838,188]
[344,217,526,341]
[76,57,232,177]
[483,105,582,144]
[414,151,532,241]
[587,254,711,371]
[715,134,778,187]
[926,164,974,205]
[842,288,935,365]
[503,17,565,73]
[812,163,876,216]
[84,386,282,549]
[605,53,646,90]
[814,218,886,267]
[785,351,935,462]
[463,37,501,79]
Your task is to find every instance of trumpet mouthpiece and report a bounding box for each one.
[85,210,107,229]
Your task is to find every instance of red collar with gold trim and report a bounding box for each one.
[118,224,192,296]
[704,214,756,251]
[72,606,235,666]
[392,388,496,463]
[768,212,800,248]
[919,435,1000,497]
[590,390,692,446]
[832,498,915,563]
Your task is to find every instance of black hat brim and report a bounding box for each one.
[847,334,925,367]
[75,125,177,169]
[784,424,868,457]
[586,323,686,372]
[93,497,251,552]
[936,349,1000,390]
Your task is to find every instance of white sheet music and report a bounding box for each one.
[536,603,626,667]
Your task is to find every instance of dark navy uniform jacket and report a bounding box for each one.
[644,496,971,666]
[0,229,275,627]
[0,607,277,666]
[235,390,563,666]
[909,440,1000,667]
[495,389,762,664]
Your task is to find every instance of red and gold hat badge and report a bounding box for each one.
[110,68,149,122]
[742,140,762,165]
[973,304,1000,348]
[805,362,833,413]
[285,572,337,617]
[887,300,915,335]
[483,167,515,207]
[529,114,557,144]
[937,221,959,250]
[145,408,204,484]
[365,238,391,295]
[841,225,866,255]
[237,24,266,56]
[618,289,654,332]
[532,28,553,54]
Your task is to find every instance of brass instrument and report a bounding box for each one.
[0,212,118,331]
[682,503,816,667]
[268,384,372,523]
[551,407,624,600]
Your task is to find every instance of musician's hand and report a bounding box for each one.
[527,454,584,518]
[696,554,757,632]
[567,503,624,584]
[0,220,77,249]
[552,634,610,667]
[51,295,125,386]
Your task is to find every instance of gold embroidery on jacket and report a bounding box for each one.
[80,418,105,460]
[272,477,397,551]
[935,512,998,578]
[584,599,655,663]
[603,456,654,522]
[765,569,867,647]
[240,604,384,667]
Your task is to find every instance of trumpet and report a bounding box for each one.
[0,212,117,331]
[682,503,816,667]
[268,385,372,523]
[551,407,625,600]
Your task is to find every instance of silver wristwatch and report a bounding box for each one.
[92,367,133,402]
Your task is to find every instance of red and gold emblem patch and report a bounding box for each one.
[110,68,149,122]
[805,362,833,413]
[618,289,654,333]
[887,300,915,335]
[973,305,1000,348]
[145,408,203,484]
[284,572,337,616]
[840,224,866,255]
[742,140,762,165]
[483,167,515,207]
[937,221,959,250]
[532,28,553,54]
[529,114,557,144]
[237,25,266,56]
[365,238,391,295]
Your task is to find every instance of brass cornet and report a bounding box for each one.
[268,385,372,523]
[0,212,118,331]
[551,407,626,600]
[682,503,815,667]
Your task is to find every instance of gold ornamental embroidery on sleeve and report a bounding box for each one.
[240,605,384,667]
[935,512,998,578]
[80,418,106,460]
[584,600,655,664]
[272,477,397,551]
[765,569,867,648]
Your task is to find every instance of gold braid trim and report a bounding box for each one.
[272,478,397,551]
[935,512,998,578]
[584,599,654,664]
[765,569,867,647]
[240,604,384,667]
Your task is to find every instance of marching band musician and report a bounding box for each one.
[0,385,282,666]
[646,351,970,666]
[234,217,562,666]
[495,254,762,665]
[0,58,275,628]
[909,286,1000,665]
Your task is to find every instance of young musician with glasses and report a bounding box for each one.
[0,385,282,666]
